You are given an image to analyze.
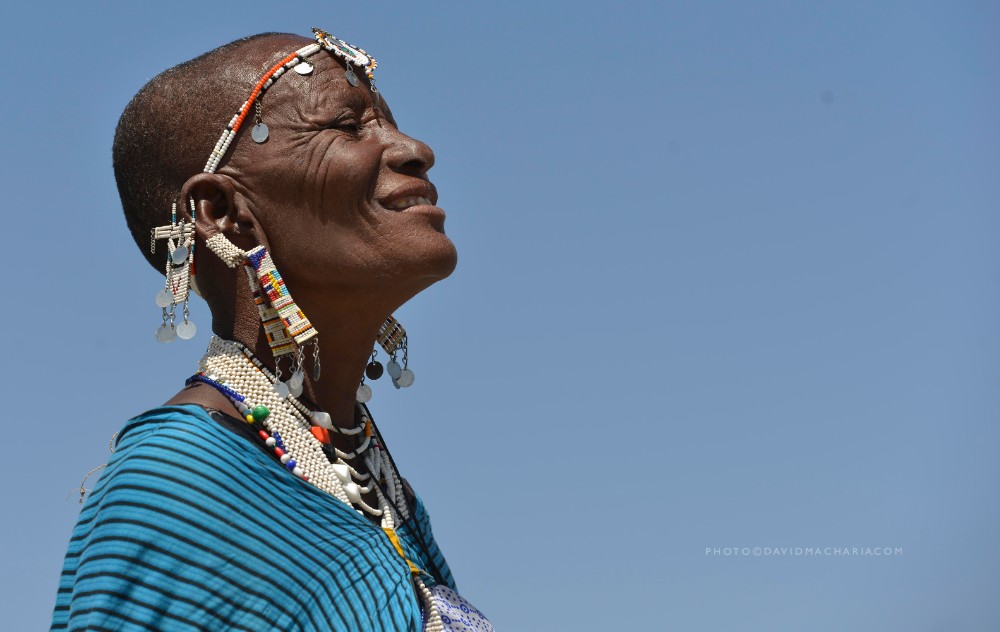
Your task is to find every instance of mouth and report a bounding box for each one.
[379,181,439,212]
[384,195,435,210]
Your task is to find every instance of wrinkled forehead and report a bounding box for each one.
[270,46,395,124]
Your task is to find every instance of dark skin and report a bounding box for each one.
[164,35,457,511]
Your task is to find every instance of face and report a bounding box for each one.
[223,37,457,308]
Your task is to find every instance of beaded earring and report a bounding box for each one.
[151,198,197,342]
[356,316,415,402]
[378,315,415,389]
[205,234,318,397]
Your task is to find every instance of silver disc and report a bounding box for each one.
[294,62,314,75]
[345,67,360,87]
[251,123,269,143]
[176,320,197,340]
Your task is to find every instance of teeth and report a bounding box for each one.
[385,196,432,210]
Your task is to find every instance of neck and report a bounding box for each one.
[228,289,398,429]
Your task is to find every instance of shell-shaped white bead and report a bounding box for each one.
[344,482,362,503]
[332,463,352,484]
[311,411,333,429]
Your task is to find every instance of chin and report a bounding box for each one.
[415,233,458,282]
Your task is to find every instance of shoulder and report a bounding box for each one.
[114,404,237,451]
[56,406,420,630]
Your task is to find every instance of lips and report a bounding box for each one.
[384,195,433,210]
[379,181,438,211]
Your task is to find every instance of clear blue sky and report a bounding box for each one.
[1,1,997,630]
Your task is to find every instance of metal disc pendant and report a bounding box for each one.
[345,67,360,87]
[272,381,290,398]
[387,360,402,380]
[294,61,314,75]
[156,323,176,343]
[288,370,304,397]
[176,320,197,340]
[251,123,269,143]
[155,288,174,308]
[397,368,415,388]
[356,383,372,403]
[365,360,384,380]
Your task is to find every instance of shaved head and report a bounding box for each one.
[113,32,308,271]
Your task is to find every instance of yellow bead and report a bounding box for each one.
[245,414,255,424]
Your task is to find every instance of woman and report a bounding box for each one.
[52,29,491,631]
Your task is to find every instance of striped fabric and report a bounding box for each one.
[52,405,455,631]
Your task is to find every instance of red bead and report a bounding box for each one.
[258,430,269,441]
[274,447,285,457]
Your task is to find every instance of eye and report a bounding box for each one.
[325,115,361,135]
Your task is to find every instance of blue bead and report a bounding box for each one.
[285,460,297,470]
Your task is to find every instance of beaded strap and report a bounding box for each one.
[376,316,407,355]
[246,246,317,347]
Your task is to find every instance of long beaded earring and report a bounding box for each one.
[204,234,320,396]
[151,198,196,342]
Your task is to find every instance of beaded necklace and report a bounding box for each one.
[191,336,442,630]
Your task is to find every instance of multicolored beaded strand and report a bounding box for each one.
[193,336,441,629]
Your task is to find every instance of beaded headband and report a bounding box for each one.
[203,27,379,173]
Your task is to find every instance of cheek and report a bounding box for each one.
[306,138,382,219]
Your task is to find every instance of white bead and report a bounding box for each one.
[311,411,333,429]
[265,437,276,446]
[331,463,352,483]
[344,482,361,503]
[280,454,291,464]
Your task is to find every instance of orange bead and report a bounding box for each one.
[310,427,331,444]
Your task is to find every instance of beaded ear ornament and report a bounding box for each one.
[151,198,196,342]
[357,316,415,403]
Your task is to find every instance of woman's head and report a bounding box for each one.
[115,31,456,332]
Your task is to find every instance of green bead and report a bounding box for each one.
[252,405,270,421]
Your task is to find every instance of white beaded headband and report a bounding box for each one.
[203,28,379,173]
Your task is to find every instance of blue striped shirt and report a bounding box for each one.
[52,405,455,631]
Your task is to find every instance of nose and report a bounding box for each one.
[384,128,435,177]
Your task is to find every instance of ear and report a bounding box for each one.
[180,173,265,251]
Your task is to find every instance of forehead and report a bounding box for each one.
[268,47,394,121]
